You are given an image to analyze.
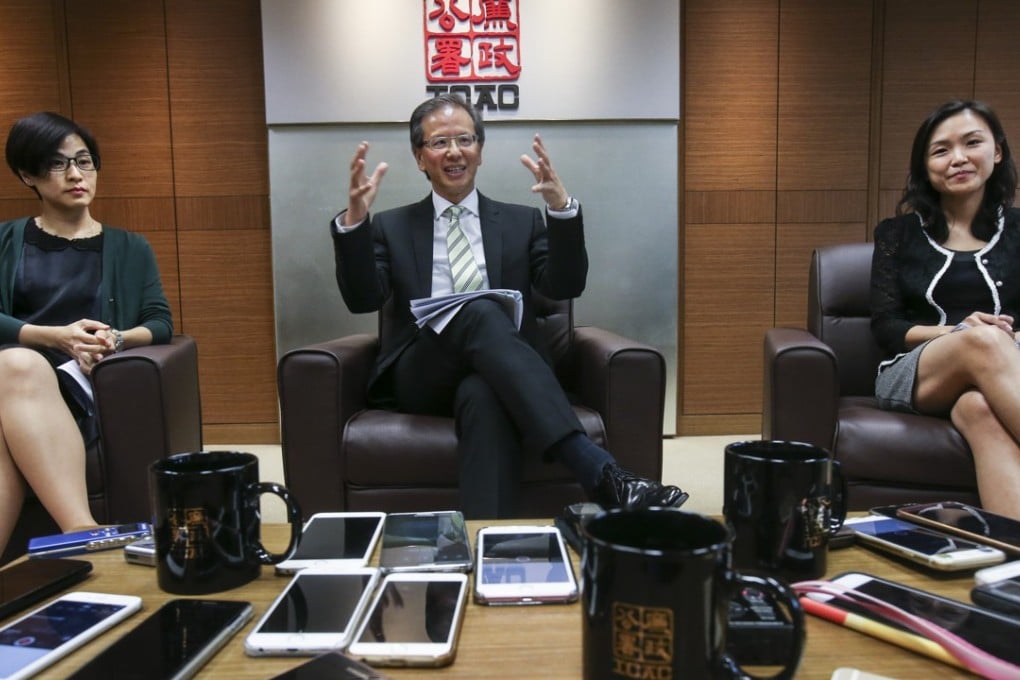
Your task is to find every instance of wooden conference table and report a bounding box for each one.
[24,519,995,679]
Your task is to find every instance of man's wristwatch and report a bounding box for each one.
[110,329,125,353]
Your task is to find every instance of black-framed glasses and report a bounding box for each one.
[421,134,478,152]
[46,154,97,173]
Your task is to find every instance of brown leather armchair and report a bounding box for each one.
[762,242,979,510]
[1,335,203,565]
[278,294,666,519]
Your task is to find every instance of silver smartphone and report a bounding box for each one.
[844,515,1005,571]
[123,538,157,566]
[275,512,386,575]
[347,571,468,667]
[474,525,578,605]
[245,567,380,657]
[68,599,253,680]
[0,591,141,680]
[378,511,472,573]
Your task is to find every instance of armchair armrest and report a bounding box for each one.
[91,335,202,522]
[277,334,378,514]
[762,327,839,450]
[567,326,665,481]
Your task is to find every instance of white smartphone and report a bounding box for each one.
[244,567,380,657]
[473,525,578,605]
[974,559,1020,586]
[844,515,1005,571]
[810,571,1020,666]
[0,591,141,680]
[69,599,253,680]
[378,511,472,573]
[275,512,386,575]
[347,571,468,667]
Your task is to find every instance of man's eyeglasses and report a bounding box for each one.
[46,154,97,174]
[421,134,478,152]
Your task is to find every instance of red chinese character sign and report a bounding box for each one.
[424,0,521,111]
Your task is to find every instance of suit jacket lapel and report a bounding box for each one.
[408,196,435,297]
[478,193,504,288]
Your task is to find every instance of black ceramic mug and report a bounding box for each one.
[581,508,805,680]
[723,440,847,582]
[149,451,302,594]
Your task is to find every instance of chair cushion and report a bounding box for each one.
[834,397,976,490]
[343,406,606,487]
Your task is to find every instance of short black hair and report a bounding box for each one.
[5,111,102,181]
[409,93,485,150]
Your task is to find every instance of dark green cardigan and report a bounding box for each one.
[0,217,173,344]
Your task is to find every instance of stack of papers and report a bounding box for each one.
[410,289,523,334]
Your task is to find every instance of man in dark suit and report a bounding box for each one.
[330,93,687,518]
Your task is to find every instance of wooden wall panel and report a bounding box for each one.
[777,0,873,190]
[684,223,774,414]
[0,1,65,201]
[165,0,268,199]
[878,1,978,191]
[63,1,174,201]
[975,0,1020,138]
[178,231,277,427]
[684,0,778,191]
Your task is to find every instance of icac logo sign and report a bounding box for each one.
[424,0,520,111]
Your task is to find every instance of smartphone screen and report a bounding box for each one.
[275,513,385,573]
[848,516,1001,557]
[0,594,140,679]
[245,569,379,656]
[69,599,252,679]
[0,559,92,620]
[898,502,1020,554]
[475,527,577,604]
[379,512,472,572]
[818,572,1020,665]
[348,573,468,667]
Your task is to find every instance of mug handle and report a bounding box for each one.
[248,481,303,564]
[829,459,848,532]
[724,573,806,680]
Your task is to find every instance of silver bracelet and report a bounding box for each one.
[951,322,971,333]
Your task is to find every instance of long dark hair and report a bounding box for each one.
[896,99,1017,242]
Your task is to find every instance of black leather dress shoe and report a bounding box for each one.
[595,464,690,510]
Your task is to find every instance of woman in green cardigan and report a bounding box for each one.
[0,112,172,555]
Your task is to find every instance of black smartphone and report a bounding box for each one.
[896,501,1020,556]
[971,576,1020,619]
[0,558,92,621]
[68,599,253,680]
[378,512,472,573]
[270,652,388,679]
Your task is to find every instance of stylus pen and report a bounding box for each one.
[800,597,964,670]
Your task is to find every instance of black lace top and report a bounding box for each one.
[870,208,1020,356]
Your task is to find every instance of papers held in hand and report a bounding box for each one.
[410,289,523,334]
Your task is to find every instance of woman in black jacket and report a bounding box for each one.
[872,99,1020,519]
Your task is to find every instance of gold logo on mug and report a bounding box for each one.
[612,602,673,679]
[168,507,211,560]
[798,496,832,548]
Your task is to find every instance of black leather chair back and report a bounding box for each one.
[808,243,886,397]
